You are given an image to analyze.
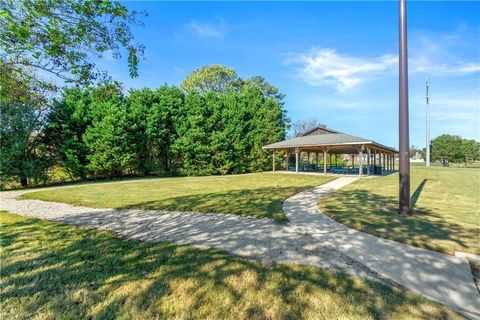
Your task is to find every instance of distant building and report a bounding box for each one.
[410,151,424,163]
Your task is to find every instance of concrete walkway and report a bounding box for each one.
[1,178,479,318]
[284,176,480,319]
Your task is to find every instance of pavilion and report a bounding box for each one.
[263,126,398,177]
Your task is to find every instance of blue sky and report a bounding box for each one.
[98,1,480,149]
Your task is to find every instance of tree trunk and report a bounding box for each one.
[20,176,28,188]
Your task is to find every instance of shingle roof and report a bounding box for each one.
[263,131,398,153]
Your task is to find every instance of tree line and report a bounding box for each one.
[429,134,480,166]
[1,68,289,188]
[1,0,289,189]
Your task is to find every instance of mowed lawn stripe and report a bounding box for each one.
[19,173,334,221]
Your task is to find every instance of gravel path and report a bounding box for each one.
[0,188,396,288]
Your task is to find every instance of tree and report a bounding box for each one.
[172,91,214,175]
[233,76,286,101]
[291,118,324,137]
[430,134,464,166]
[0,0,145,90]
[44,87,93,179]
[83,84,134,177]
[142,86,184,173]
[0,68,51,187]
[181,65,238,92]
[462,139,480,164]
[209,90,243,174]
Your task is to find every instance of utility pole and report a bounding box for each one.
[425,75,430,167]
[399,0,411,214]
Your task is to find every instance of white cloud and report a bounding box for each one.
[285,48,397,92]
[409,28,480,75]
[186,19,226,39]
[287,26,479,92]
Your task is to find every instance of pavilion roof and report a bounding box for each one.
[263,130,398,153]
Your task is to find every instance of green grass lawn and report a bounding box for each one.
[320,166,480,255]
[0,211,461,319]
[19,173,334,221]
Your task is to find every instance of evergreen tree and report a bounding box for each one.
[44,87,92,179]
[173,91,213,175]
[146,86,184,173]
[83,85,134,177]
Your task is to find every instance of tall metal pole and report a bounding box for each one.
[425,75,430,167]
[399,0,411,214]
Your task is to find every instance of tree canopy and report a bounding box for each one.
[2,64,288,188]
[430,134,480,166]
[0,0,145,91]
[181,65,238,92]
[0,69,51,187]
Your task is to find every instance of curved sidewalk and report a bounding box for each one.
[283,176,480,318]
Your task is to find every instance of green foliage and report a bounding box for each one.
[0,68,51,188]
[462,138,480,164]
[0,103,51,188]
[0,0,144,88]
[44,87,92,179]
[430,134,479,166]
[173,91,215,175]
[83,87,134,177]
[145,86,184,173]
[5,64,288,185]
[181,65,238,92]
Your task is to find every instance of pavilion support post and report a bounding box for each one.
[323,150,328,175]
[378,152,381,175]
[379,152,382,174]
[295,148,299,174]
[367,148,371,176]
[285,151,289,171]
[383,153,386,173]
[272,150,276,172]
[359,146,364,177]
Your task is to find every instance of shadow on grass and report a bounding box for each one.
[321,187,479,254]
[117,186,318,222]
[411,178,428,209]
[0,214,456,319]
